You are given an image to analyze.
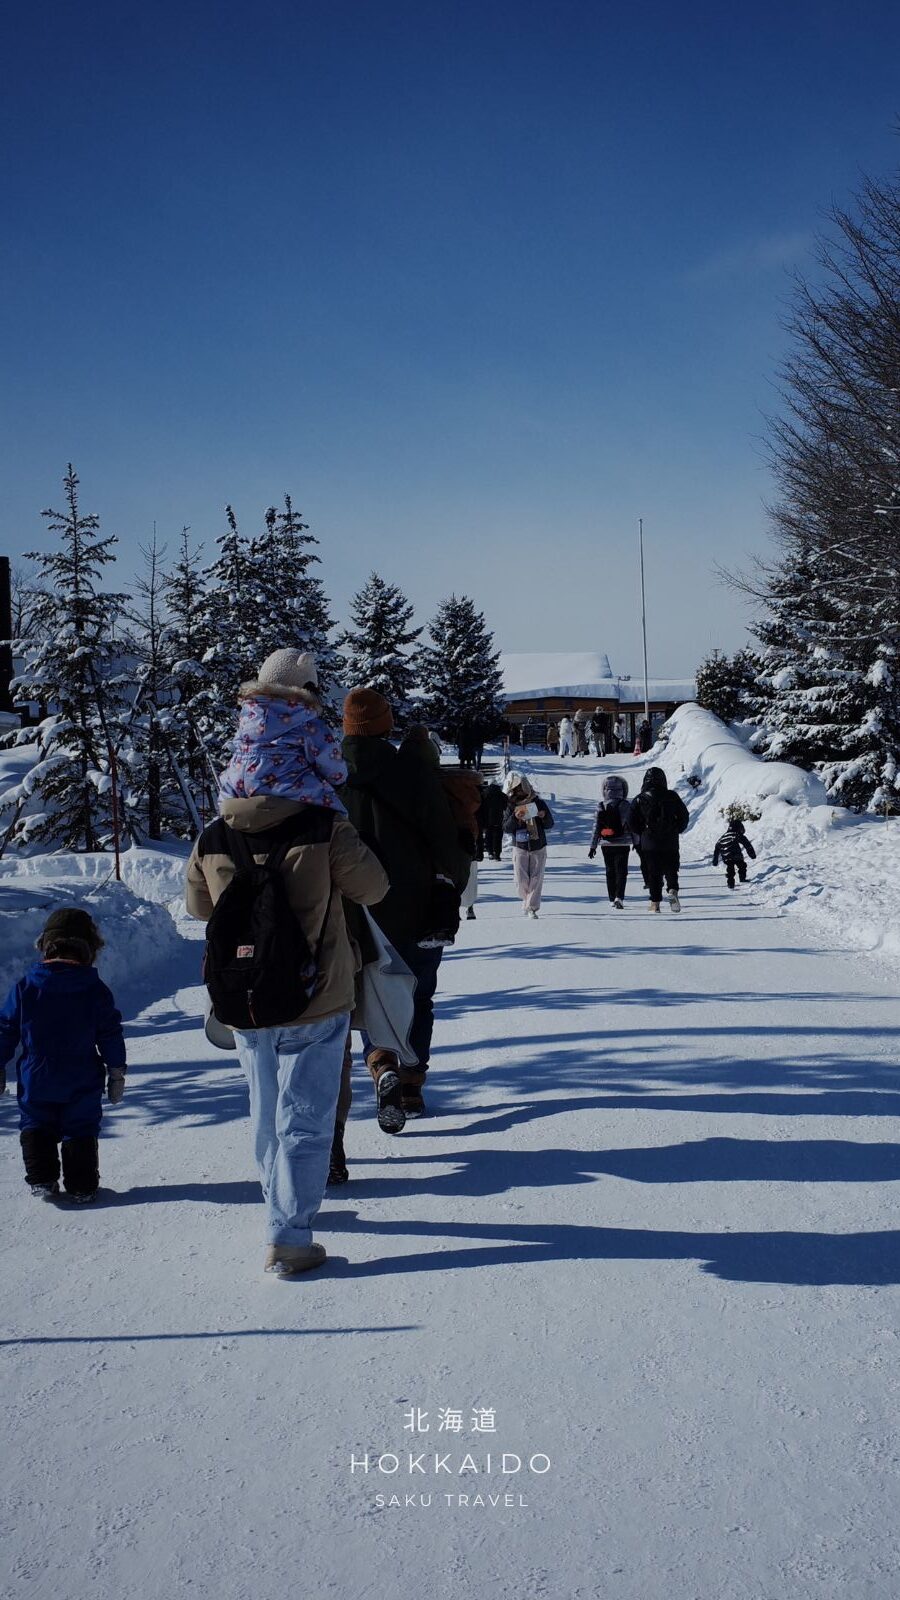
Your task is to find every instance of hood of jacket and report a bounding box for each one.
[602,775,629,804]
[641,766,668,796]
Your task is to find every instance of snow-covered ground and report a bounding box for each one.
[3,742,900,1600]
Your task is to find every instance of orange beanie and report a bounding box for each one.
[343,687,394,737]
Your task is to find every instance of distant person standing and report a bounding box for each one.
[546,721,559,754]
[636,718,653,755]
[558,715,575,758]
[590,709,606,757]
[481,780,506,861]
[614,716,627,753]
[629,767,689,912]
[573,709,589,756]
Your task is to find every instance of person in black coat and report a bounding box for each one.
[480,781,506,860]
[340,688,470,1139]
[629,766,690,912]
[588,773,632,906]
[712,819,757,888]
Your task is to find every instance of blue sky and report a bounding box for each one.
[2,0,899,675]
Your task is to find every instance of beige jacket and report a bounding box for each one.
[185,795,389,1024]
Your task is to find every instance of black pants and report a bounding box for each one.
[641,848,679,903]
[726,861,747,888]
[483,824,503,859]
[20,1129,99,1194]
[601,847,629,902]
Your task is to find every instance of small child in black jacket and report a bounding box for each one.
[712,819,757,888]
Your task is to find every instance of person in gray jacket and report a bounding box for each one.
[588,774,632,906]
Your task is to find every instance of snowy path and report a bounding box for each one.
[4,753,900,1600]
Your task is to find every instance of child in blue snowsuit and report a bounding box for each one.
[0,907,126,1201]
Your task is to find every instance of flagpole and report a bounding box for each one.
[639,517,650,723]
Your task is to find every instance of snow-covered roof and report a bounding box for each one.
[500,652,613,699]
[499,652,695,705]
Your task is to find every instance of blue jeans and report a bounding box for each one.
[233,1011,350,1245]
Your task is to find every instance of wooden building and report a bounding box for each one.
[500,651,696,749]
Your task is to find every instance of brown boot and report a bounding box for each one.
[366,1050,405,1135]
[264,1242,327,1276]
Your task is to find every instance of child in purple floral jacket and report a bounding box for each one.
[219,649,348,812]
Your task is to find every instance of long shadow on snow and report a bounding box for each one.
[318,1211,900,1287]
[0,1324,419,1347]
[342,1136,900,1198]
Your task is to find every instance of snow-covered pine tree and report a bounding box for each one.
[125,532,205,839]
[249,496,344,693]
[417,594,505,741]
[341,572,421,724]
[161,526,217,823]
[6,466,132,851]
[695,650,743,722]
[193,506,261,768]
[742,164,900,809]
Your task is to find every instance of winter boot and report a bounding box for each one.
[668,892,681,912]
[66,1191,97,1205]
[327,1120,349,1185]
[401,1085,426,1118]
[613,898,624,909]
[61,1135,99,1198]
[466,906,476,920]
[30,1182,60,1200]
[649,901,661,913]
[264,1242,327,1276]
[367,1048,407,1134]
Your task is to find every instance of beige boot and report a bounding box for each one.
[264,1242,327,1276]
[649,901,661,913]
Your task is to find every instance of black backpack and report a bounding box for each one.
[595,802,625,842]
[203,817,334,1030]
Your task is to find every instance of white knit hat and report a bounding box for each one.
[502,769,525,795]
[255,648,319,693]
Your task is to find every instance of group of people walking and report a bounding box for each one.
[0,651,756,1283]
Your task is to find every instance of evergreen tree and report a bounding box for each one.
[193,506,260,767]
[734,159,900,809]
[249,496,344,692]
[417,594,505,740]
[341,572,421,723]
[695,650,742,722]
[161,526,217,822]
[6,466,131,851]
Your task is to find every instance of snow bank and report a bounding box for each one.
[0,841,191,908]
[656,704,829,848]
[656,703,900,967]
[0,850,195,1016]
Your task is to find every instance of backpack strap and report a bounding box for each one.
[220,825,256,872]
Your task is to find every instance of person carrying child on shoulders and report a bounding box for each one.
[0,907,126,1203]
[713,817,757,889]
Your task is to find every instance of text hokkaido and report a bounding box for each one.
[351,1452,551,1475]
